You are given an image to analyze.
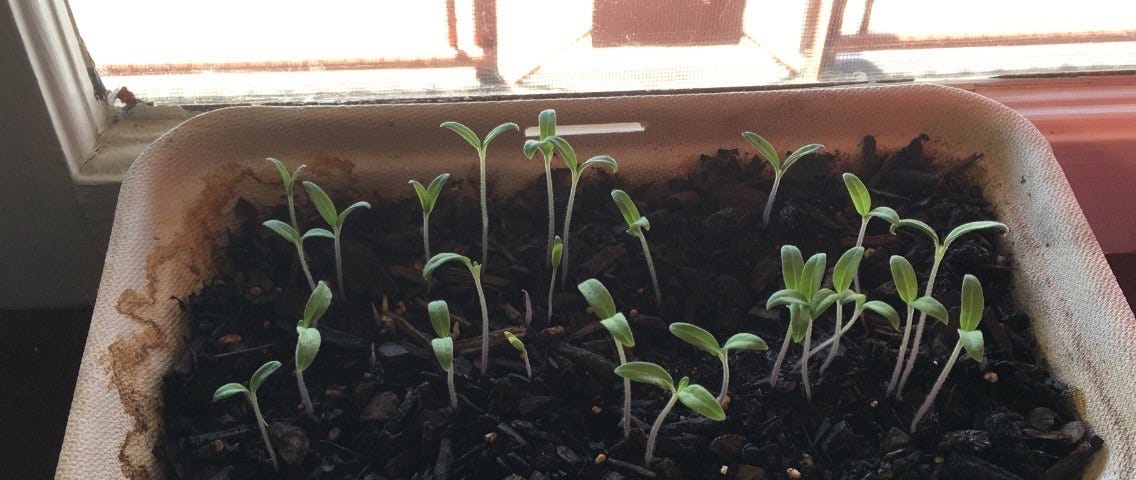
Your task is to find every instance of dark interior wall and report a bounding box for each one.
[1,1,104,309]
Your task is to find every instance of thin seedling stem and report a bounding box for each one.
[421,212,431,261]
[296,361,315,416]
[644,392,680,466]
[770,323,793,386]
[639,235,662,305]
[559,177,580,286]
[887,305,916,397]
[295,241,316,291]
[910,338,963,433]
[334,235,346,301]
[820,304,844,376]
[801,319,814,401]
[479,151,489,269]
[249,393,279,472]
[615,342,631,439]
[543,160,555,264]
[853,217,869,293]
[447,367,457,409]
[762,173,783,226]
[896,254,943,398]
[473,274,490,376]
[718,354,730,405]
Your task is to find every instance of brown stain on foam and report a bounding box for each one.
[100,162,259,479]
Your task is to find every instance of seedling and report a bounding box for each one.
[264,158,331,291]
[578,278,636,439]
[409,173,451,261]
[522,109,561,263]
[889,219,1006,397]
[213,360,283,472]
[428,300,458,408]
[546,236,563,323]
[612,189,660,305]
[815,247,901,376]
[741,132,824,226]
[503,331,532,379]
[294,281,332,416]
[885,255,950,398]
[668,322,768,404]
[424,253,492,376]
[841,172,899,292]
[910,274,986,433]
[302,181,370,301]
[765,245,835,400]
[543,136,616,285]
[614,361,725,466]
[441,121,519,269]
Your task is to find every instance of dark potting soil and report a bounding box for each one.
[162,135,1101,480]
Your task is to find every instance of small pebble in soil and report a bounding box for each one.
[985,371,1000,383]
[786,467,802,479]
[594,453,607,464]
[484,432,498,443]
[719,465,728,475]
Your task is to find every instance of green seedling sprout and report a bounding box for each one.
[504,331,532,379]
[302,181,370,301]
[889,219,1007,397]
[910,274,986,433]
[264,158,330,291]
[614,361,725,466]
[522,109,561,263]
[294,281,332,416]
[841,173,899,292]
[543,136,617,285]
[546,236,563,323]
[441,121,519,269]
[765,245,835,401]
[578,278,636,439]
[428,300,458,409]
[668,322,768,404]
[741,132,824,226]
[424,253,492,376]
[612,189,661,305]
[814,247,901,376]
[885,255,950,398]
[409,173,451,261]
[213,360,283,472]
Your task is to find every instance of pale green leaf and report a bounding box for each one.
[677,383,726,421]
[581,155,618,174]
[868,206,899,225]
[782,143,824,170]
[601,313,635,348]
[427,300,451,338]
[958,329,985,363]
[212,383,248,402]
[301,228,335,242]
[423,252,472,279]
[842,172,871,216]
[611,189,641,228]
[538,109,557,139]
[893,218,940,246]
[833,247,865,292]
[614,361,674,392]
[337,201,371,227]
[800,253,827,296]
[504,331,526,353]
[959,274,985,331]
[766,288,807,310]
[295,326,322,372]
[810,288,837,318]
[302,181,338,228]
[266,157,292,186]
[410,180,431,212]
[263,219,299,243]
[742,131,781,171]
[668,322,721,356]
[440,121,482,150]
[630,217,650,234]
[722,333,768,351]
[943,221,1008,249]
[483,122,519,148]
[522,139,544,160]
[677,376,690,391]
[577,278,617,319]
[551,236,563,268]
[427,173,450,201]
[862,300,901,330]
[249,360,282,393]
[789,304,811,343]
[301,281,333,327]
[547,136,579,172]
[432,337,454,372]
[911,296,949,325]
[780,245,804,291]
[889,255,919,303]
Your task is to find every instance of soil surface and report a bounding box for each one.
[163,135,1101,479]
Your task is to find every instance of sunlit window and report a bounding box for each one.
[69,0,1136,105]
